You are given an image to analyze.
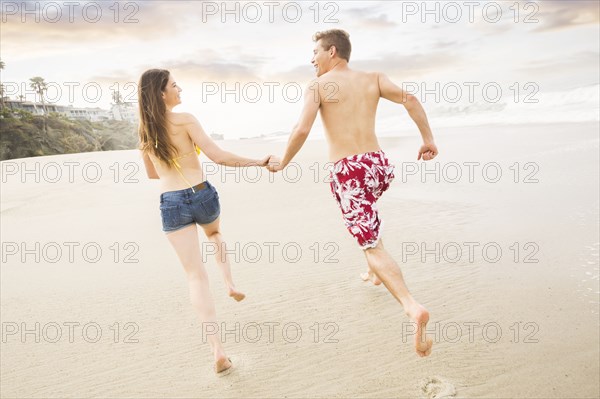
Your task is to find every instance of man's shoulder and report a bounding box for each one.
[311,70,381,85]
[345,68,382,78]
[363,70,384,80]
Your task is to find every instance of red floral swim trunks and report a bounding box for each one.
[329,150,395,249]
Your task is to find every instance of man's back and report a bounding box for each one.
[316,68,383,162]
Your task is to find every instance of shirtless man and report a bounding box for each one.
[267,29,437,357]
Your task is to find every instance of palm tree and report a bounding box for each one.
[112,90,123,105]
[29,77,48,114]
[29,76,48,132]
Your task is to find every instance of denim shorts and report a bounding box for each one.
[159,181,221,233]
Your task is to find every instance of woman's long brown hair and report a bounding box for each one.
[137,69,177,167]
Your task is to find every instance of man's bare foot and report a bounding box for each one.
[405,302,433,357]
[228,287,245,302]
[215,355,232,374]
[360,270,382,286]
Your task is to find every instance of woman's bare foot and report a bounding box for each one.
[215,355,232,374]
[405,302,433,357]
[360,270,382,285]
[228,286,245,302]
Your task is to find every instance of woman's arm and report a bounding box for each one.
[141,150,160,179]
[182,113,268,167]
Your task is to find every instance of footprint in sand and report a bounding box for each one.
[420,377,456,399]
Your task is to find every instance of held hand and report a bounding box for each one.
[417,142,439,161]
[257,155,272,167]
[267,155,284,172]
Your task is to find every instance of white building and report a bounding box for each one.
[58,105,111,122]
[3,99,124,122]
[4,99,58,115]
[111,103,138,123]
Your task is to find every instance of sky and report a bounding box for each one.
[1,0,598,139]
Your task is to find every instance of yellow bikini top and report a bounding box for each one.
[170,144,202,192]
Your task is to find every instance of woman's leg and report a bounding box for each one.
[200,217,245,302]
[165,224,232,373]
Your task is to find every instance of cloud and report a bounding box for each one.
[431,40,460,50]
[87,47,270,87]
[87,72,140,86]
[517,51,599,77]
[343,4,398,29]
[168,60,260,83]
[268,48,462,87]
[0,1,211,57]
[164,47,272,82]
[351,51,461,79]
[268,64,315,84]
[512,51,600,91]
[532,0,599,32]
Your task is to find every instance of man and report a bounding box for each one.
[268,29,437,357]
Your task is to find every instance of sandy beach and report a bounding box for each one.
[1,122,598,398]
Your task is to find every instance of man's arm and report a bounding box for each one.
[141,151,159,179]
[269,81,321,171]
[378,73,436,148]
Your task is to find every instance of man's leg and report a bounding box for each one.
[364,238,433,357]
[360,264,382,285]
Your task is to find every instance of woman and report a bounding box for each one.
[138,69,269,374]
